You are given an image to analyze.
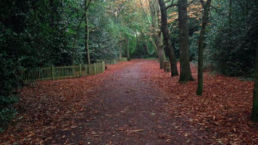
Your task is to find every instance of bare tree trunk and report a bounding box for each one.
[158,0,178,76]
[228,0,232,39]
[158,34,165,69]
[178,0,194,82]
[251,37,258,122]
[85,3,90,64]
[158,46,165,69]
[127,39,130,61]
[196,0,212,95]
[228,0,232,49]
[119,47,122,60]
[150,0,165,69]
[84,0,92,65]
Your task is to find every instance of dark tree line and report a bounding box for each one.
[155,0,258,122]
[0,0,133,131]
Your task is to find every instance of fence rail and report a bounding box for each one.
[119,57,128,62]
[105,59,118,64]
[21,61,105,83]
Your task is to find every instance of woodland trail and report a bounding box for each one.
[49,60,206,144]
[1,59,257,144]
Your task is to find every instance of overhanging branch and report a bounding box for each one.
[166,0,177,10]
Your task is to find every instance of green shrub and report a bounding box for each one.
[0,54,19,132]
[0,99,18,132]
[190,1,258,77]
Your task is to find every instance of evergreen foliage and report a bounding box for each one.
[189,0,258,76]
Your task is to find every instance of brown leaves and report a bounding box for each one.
[0,61,134,144]
[1,60,257,144]
[141,60,258,144]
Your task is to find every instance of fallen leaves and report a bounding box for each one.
[0,61,135,144]
[141,60,258,144]
[1,59,258,144]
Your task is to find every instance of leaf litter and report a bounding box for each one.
[0,59,258,144]
[141,60,258,144]
[0,61,134,144]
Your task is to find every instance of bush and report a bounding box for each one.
[0,54,19,132]
[190,1,258,77]
[0,96,18,132]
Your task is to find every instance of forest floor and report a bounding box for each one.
[1,59,258,144]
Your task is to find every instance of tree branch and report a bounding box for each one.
[85,0,92,11]
[187,0,196,6]
[166,0,177,10]
[199,0,205,7]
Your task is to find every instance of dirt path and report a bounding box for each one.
[48,60,206,144]
[2,59,256,144]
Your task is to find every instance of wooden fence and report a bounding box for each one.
[21,61,105,82]
[119,57,128,62]
[105,57,128,64]
[105,59,118,64]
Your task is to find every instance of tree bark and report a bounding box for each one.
[85,1,90,65]
[158,0,178,76]
[127,39,130,61]
[178,0,194,82]
[158,44,165,69]
[196,0,212,95]
[228,0,232,47]
[251,37,258,122]
[149,0,165,69]
[119,47,122,60]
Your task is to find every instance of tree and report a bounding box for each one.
[178,0,194,82]
[85,0,92,64]
[149,0,165,69]
[199,0,258,76]
[159,0,179,76]
[228,0,232,44]
[196,0,212,95]
[126,38,131,61]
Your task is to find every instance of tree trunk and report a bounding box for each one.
[85,4,90,65]
[251,37,258,122]
[127,39,130,61]
[196,0,212,95]
[228,0,232,36]
[119,47,122,60]
[158,0,178,76]
[228,0,232,47]
[178,0,194,82]
[158,49,164,69]
[150,0,164,69]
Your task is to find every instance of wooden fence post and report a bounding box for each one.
[79,64,82,77]
[102,61,105,72]
[52,65,55,80]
